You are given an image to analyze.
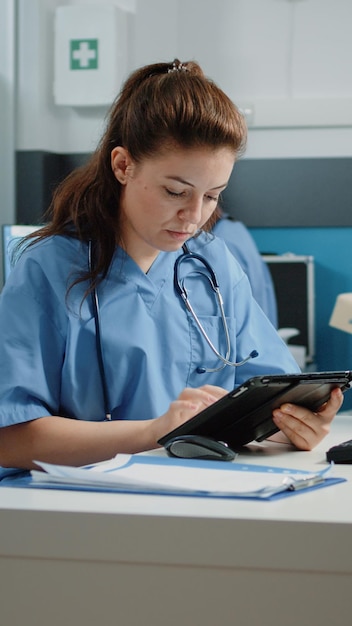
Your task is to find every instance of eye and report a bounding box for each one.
[166,188,185,198]
[205,194,218,202]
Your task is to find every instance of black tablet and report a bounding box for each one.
[158,371,352,450]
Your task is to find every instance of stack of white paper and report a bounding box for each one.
[30,455,338,500]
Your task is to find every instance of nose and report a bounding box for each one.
[178,196,203,224]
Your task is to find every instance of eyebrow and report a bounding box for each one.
[165,176,228,190]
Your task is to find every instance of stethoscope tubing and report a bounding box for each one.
[88,241,111,419]
[174,243,258,373]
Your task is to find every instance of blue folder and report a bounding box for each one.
[0,456,345,501]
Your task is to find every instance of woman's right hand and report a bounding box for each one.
[149,384,228,447]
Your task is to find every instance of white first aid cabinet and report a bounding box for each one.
[54,4,128,106]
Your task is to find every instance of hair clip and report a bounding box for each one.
[168,61,188,73]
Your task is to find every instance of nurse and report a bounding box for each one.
[0,59,343,470]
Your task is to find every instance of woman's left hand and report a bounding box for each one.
[271,387,344,450]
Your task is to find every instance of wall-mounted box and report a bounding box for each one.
[54,5,127,106]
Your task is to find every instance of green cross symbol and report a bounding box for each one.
[70,39,98,70]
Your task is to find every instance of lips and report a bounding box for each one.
[167,230,193,237]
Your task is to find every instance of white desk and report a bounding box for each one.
[1,414,352,626]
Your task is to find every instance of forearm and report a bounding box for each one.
[0,385,228,470]
[0,416,157,470]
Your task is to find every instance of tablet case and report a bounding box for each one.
[158,371,352,450]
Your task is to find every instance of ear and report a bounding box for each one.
[111,147,133,184]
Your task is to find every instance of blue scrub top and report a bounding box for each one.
[0,232,299,428]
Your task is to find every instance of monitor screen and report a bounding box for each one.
[2,224,41,283]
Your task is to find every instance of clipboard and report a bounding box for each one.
[158,371,352,450]
[24,455,345,501]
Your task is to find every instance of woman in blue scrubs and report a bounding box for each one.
[0,59,343,469]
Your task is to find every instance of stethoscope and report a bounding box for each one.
[88,240,258,419]
[174,243,258,374]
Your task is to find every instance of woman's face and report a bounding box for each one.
[111,145,235,271]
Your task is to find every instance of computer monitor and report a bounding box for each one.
[2,224,41,283]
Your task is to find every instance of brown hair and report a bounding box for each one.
[29,59,247,288]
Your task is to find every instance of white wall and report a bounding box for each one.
[0,0,17,279]
[1,0,352,233]
[13,0,352,157]
[176,0,352,159]
[0,0,16,217]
